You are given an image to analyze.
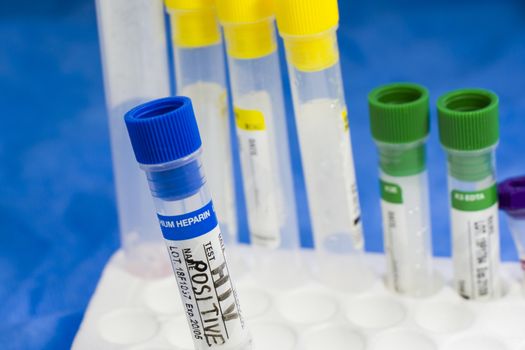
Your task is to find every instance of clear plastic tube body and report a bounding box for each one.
[96,0,171,277]
[507,212,525,270]
[376,141,433,297]
[283,30,362,253]
[172,40,237,244]
[446,148,501,300]
[225,20,299,249]
[142,153,252,350]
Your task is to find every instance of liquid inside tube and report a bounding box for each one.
[296,98,363,252]
[284,56,369,291]
[295,98,372,293]
[380,171,433,296]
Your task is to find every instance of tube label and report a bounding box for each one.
[341,108,364,249]
[380,180,405,292]
[380,181,407,292]
[451,184,500,300]
[157,201,249,348]
[234,106,281,247]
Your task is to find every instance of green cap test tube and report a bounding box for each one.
[368,82,434,297]
[437,88,501,300]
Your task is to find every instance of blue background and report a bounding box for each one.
[1,0,524,348]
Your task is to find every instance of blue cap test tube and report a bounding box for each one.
[125,97,251,350]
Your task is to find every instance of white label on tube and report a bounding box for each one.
[380,180,406,292]
[340,107,364,249]
[451,184,500,300]
[234,106,280,248]
[157,201,249,348]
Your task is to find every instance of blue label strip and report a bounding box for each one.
[157,201,218,241]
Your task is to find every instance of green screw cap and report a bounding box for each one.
[368,82,430,144]
[437,88,499,151]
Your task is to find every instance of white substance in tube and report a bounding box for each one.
[295,98,362,252]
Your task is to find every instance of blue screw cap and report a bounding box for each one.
[125,96,202,165]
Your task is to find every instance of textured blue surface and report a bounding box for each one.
[0,0,524,348]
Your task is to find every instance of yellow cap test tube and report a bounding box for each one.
[216,0,301,260]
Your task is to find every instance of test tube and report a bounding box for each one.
[275,0,363,253]
[437,88,501,300]
[96,0,171,277]
[165,0,237,243]
[125,97,251,350]
[499,177,525,274]
[275,0,373,292]
[216,0,299,249]
[368,83,433,297]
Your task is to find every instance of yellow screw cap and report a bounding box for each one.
[216,0,276,59]
[274,0,339,36]
[165,0,221,48]
[216,0,273,23]
[275,0,339,72]
[165,0,215,11]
